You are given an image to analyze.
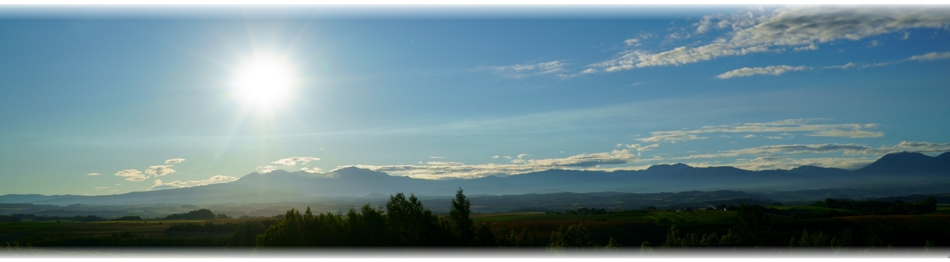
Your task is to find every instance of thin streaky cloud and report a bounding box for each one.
[337,149,640,180]
[164,158,185,164]
[479,60,566,78]
[716,65,809,79]
[271,157,320,166]
[585,7,950,74]
[680,143,875,160]
[687,156,877,171]
[149,175,239,190]
[637,119,883,143]
[905,51,950,61]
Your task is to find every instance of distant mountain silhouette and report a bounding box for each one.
[2,151,948,206]
[856,151,950,175]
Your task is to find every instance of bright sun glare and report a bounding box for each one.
[231,55,298,112]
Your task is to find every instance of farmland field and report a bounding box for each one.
[0,218,275,244]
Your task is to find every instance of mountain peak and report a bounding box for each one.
[857,151,942,174]
[875,151,930,164]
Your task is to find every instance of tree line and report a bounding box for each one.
[3,190,946,248]
[813,197,937,215]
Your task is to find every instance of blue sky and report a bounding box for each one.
[1,6,949,195]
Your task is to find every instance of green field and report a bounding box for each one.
[931,205,950,214]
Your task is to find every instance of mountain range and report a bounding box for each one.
[1,151,948,206]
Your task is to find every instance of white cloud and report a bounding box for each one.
[743,134,756,139]
[338,149,640,180]
[87,173,100,176]
[301,167,338,178]
[793,43,819,51]
[257,166,278,174]
[825,51,950,70]
[427,161,466,166]
[115,169,147,182]
[149,175,239,190]
[707,156,877,171]
[825,62,858,69]
[635,134,706,143]
[271,157,320,166]
[863,141,950,155]
[480,60,566,78]
[516,153,530,159]
[491,155,499,159]
[624,33,654,46]
[164,158,185,164]
[587,7,950,74]
[616,143,659,155]
[300,167,324,173]
[676,141,950,170]
[429,156,446,159]
[144,165,176,178]
[905,51,950,61]
[716,65,809,79]
[638,119,883,143]
[682,143,875,159]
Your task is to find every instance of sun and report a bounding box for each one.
[230,55,298,112]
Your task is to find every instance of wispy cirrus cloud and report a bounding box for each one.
[478,60,566,78]
[149,175,239,190]
[586,7,950,74]
[637,119,883,143]
[716,65,809,79]
[635,134,706,143]
[87,173,100,176]
[822,51,950,70]
[722,51,950,79]
[164,158,185,164]
[906,51,950,61]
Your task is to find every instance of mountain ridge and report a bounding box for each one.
[2,151,948,206]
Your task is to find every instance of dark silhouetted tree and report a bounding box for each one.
[549,224,592,247]
[450,188,473,244]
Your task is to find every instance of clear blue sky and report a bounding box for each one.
[1,5,949,195]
